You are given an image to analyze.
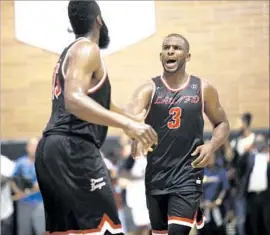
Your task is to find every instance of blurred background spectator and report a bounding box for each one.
[10,138,45,235]
[199,150,229,235]
[121,155,150,235]
[228,113,255,235]
[240,134,270,235]
[102,151,128,234]
[1,155,15,235]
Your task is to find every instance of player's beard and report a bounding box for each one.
[99,18,110,49]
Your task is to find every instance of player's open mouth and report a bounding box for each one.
[166,59,177,68]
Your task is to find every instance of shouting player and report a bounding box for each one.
[129,33,230,235]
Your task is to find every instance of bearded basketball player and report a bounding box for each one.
[35,1,158,235]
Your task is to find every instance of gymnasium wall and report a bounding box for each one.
[1,1,269,139]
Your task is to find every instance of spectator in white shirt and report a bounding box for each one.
[229,112,255,235]
[1,155,15,235]
[231,112,255,156]
[244,134,270,235]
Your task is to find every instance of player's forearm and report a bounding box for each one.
[65,93,131,129]
[111,103,140,121]
[123,82,153,119]
[125,101,146,115]
[209,121,230,152]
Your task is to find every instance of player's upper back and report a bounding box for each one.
[145,75,204,142]
[44,38,111,148]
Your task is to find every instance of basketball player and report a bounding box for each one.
[129,34,230,235]
[34,1,157,235]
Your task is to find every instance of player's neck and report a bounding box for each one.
[163,69,189,86]
[76,31,100,45]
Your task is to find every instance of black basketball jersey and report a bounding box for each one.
[43,38,111,148]
[145,75,204,195]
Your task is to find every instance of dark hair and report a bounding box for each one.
[68,0,101,36]
[241,112,252,127]
[164,33,190,52]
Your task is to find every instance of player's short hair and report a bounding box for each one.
[164,33,190,52]
[68,0,101,36]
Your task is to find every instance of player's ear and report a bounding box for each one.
[186,53,191,62]
[96,15,102,27]
[159,52,162,62]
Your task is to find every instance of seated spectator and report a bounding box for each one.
[198,151,229,235]
[10,138,45,235]
[229,112,255,235]
[238,134,270,235]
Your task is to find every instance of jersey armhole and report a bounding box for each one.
[61,38,91,80]
[87,59,107,94]
[200,79,205,115]
[144,80,156,120]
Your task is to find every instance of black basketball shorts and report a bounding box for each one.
[35,135,123,235]
[146,191,205,234]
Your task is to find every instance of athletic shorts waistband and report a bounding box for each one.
[43,131,100,149]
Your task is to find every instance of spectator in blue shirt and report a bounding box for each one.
[198,151,229,235]
[11,138,45,235]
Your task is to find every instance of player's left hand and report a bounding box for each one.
[191,143,215,168]
[131,140,153,158]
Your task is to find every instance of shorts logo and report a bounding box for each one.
[90,177,106,191]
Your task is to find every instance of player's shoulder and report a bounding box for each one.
[192,75,216,91]
[198,78,219,100]
[136,78,156,94]
[190,75,207,86]
[69,40,100,59]
[203,80,218,93]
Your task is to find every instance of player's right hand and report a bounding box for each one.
[123,121,158,151]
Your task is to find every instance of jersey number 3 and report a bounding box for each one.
[52,63,61,100]
[167,107,182,129]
